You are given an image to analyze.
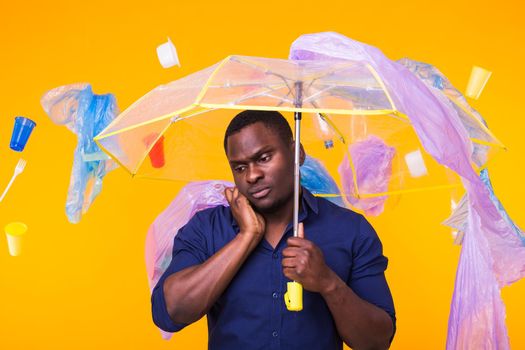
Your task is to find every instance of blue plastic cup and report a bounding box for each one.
[10,116,36,152]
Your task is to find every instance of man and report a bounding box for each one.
[152,110,396,349]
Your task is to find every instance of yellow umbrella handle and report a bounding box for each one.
[284,281,303,311]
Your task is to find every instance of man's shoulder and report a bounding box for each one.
[189,205,232,226]
[176,205,233,245]
[316,196,364,223]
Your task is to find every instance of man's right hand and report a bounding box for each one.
[225,187,265,245]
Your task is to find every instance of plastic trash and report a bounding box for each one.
[289,32,525,349]
[398,57,502,169]
[145,180,231,339]
[300,155,345,207]
[41,83,118,223]
[143,133,166,168]
[5,222,28,256]
[0,159,27,203]
[10,116,36,152]
[466,66,492,100]
[338,135,395,216]
[157,37,180,68]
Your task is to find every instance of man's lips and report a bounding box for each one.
[250,187,271,199]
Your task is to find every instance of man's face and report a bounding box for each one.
[226,122,295,213]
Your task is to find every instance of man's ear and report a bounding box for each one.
[299,143,306,166]
[290,139,306,166]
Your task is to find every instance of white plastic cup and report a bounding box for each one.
[5,222,27,256]
[156,37,180,68]
[466,66,492,100]
[405,149,428,178]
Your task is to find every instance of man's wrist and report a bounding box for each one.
[236,230,261,251]
[319,269,343,296]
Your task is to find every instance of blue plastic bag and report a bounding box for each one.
[41,83,118,223]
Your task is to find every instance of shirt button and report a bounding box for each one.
[272,253,278,259]
[272,331,279,337]
[272,292,279,299]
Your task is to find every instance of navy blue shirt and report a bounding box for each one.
[152,188,395,349]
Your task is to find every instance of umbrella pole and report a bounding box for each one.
[293,110,301,238]
[284,82,304,312]
[293,81,303,239]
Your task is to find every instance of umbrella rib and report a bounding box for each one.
[299,61,359,82]
[230,56,297,101]
[302,85,339,104]
[365,63,397,111]
[229,82,294,106]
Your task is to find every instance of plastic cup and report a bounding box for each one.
[466,66,492,100]
[405,149,428,178]
[156,37,180,69]
[10,116,36,152]
[143,134,165,168]
[5,222,27,256]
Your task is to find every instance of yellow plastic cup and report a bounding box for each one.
[284,281,303,311]
[5,222,27,256]
[465,65,492,100]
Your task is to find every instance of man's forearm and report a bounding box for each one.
[320,271,393,350]
[163,232,258,324]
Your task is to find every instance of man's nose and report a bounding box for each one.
[246,164,263,183]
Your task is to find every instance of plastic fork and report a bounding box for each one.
[0,159,27,203]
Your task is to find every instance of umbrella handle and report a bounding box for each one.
[284,281,303,311]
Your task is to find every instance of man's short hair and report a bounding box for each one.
[223,110,293,152]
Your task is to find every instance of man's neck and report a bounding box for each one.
[259,189,304,248]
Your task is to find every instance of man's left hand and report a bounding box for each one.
[282,223,335,293]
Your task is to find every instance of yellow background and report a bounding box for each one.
[1,0,524,348]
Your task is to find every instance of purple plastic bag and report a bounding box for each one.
[290,32,525,349]
[338,135,395,216]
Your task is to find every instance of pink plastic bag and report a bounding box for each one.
[145,180,231,339]
[145,180,232,291]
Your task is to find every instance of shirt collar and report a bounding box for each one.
[301,187,319,215]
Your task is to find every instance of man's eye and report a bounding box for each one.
[259,155,271,163]
[234,165,246,172]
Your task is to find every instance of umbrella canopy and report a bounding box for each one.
[95,55,463,212]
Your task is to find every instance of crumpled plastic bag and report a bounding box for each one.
[301,155,345,207]
[41,83,118,223]
[338,135,395,216]
[145,180,231,339]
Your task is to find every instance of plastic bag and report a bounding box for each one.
[398,58,499,169]
[41,84,118,223]
[300,155,345,207]
[338,135,395,216]
[290,32,525,349]
[145,180,231,339]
